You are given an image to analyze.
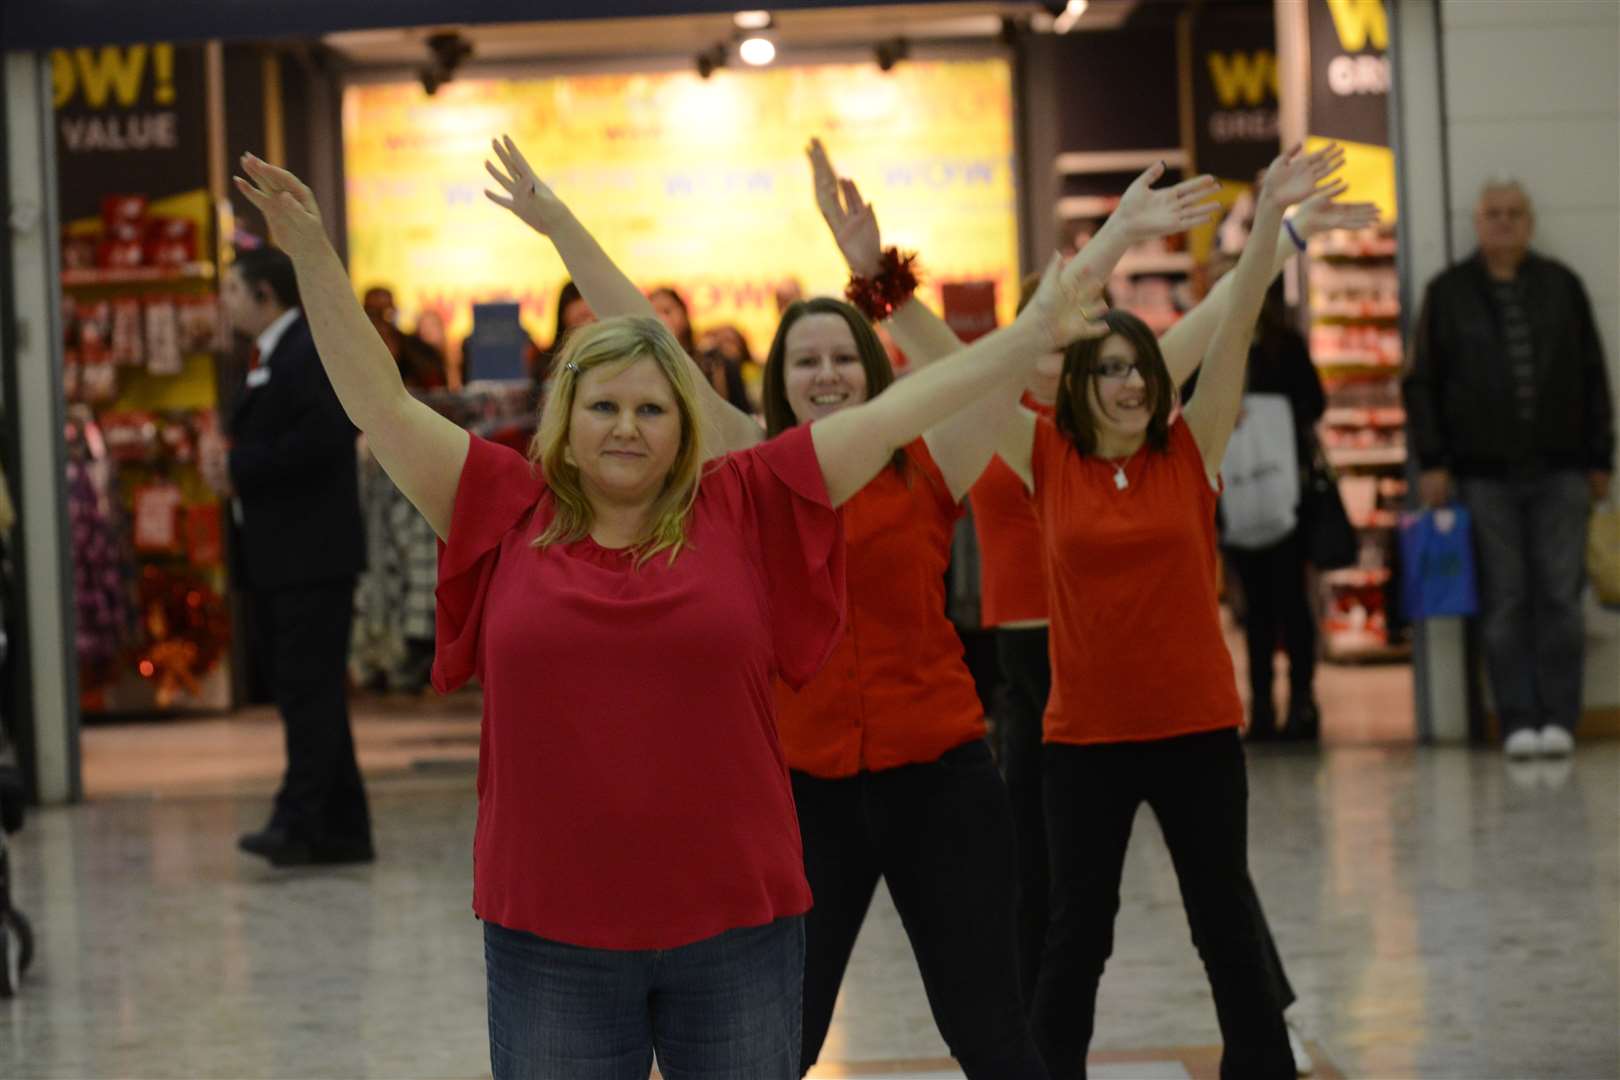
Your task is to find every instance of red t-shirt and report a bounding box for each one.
[969,395,1054,627]
[432,426,846,950]
[1032,415,1242,745]
[775,439,986,778]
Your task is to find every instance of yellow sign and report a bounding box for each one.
[1206,51,1279,108]
[1325,0,1389,52]
[51,45,177,109]
[342,60,1019,360]
[1306,135,1397,222]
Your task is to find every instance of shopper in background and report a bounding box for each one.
[204,246,372,868]
[650,284,751,412]
[529,279,595,390]
[1405,177,1614,759]
[699,323,764,413]
[363,285,448,390]
[1205,254,1326,742]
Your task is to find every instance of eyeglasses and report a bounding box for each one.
[1094,359,1144,381]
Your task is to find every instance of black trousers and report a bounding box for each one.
[250,579,372,853]
[1032,730,1292,1080]
[791,740,1047,1079]
[994,626,1053,1006]
[1227,531,1316,725]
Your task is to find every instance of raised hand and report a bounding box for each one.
[1113,162,1221,242]
[1261,142,1346,208]
[484,134,568,236]
[233,154,326,256]
[807,138,882,276]
[1292,184,1380,238]
[1020,253,1110,352]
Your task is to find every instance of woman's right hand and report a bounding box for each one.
[1291,184,1378,238]
[1019,253,1110,353]
[234,154,327,257]
[485,134,569,236]
[807,138,883,277]
[1111,161,1221,243]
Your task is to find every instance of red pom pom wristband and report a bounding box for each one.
[845,247,920,322]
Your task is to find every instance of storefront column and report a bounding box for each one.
[1387,0,1469,743]
[3,51,82,802]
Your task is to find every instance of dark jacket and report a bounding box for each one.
[1404,251,1614,476]
[228,314,364,592]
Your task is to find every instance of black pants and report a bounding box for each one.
[995,626,1052,1006]
[1032,730,1292,1080]
[250,579,372,854]
[792,740,1047,1079]
[1227,531,1316,727]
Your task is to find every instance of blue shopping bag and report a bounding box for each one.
[1399,506,1479,619]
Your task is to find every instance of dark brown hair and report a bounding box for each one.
[761,297,907,475]
[1054,309,1173,457]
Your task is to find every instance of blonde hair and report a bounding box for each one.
[529,315,706,567]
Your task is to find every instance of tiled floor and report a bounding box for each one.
[6,666,1618,1078]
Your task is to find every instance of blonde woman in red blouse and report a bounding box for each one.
[234,146,1106,1080]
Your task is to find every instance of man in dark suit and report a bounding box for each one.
[202,246,372,865]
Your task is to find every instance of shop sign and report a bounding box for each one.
[1190,9,1279,182]
[1308,0,1390,147]
[52,43,209,224]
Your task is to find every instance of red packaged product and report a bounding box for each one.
[101,194,148,229]
[144,217,197,266]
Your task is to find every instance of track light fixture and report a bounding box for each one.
[695,42,728,80]
[873,37,910,72]
[419,31,472,95]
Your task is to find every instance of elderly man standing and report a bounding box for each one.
[1405,179,1614,759]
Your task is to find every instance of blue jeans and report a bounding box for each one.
[1459,470,1591,736]
[483,916,804,1080]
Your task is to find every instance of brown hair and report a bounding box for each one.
[1054,309,1174,457]
[761,297,906,474]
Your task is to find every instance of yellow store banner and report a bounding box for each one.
[343,59,1018,359]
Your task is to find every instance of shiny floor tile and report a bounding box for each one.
[6,696,1616,1078]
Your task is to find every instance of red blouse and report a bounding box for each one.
[775,439,987,778]
[1031,415,1243,745]
[969,395,1054,627]
[432,426,846,950]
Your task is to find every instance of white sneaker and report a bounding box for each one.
[1286,1018,1314,1076]
[1504,728,1541,760]
[1538,725,1574,756]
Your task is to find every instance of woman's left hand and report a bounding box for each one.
[484,134,569,236]
[1113,161,1222,242]
[1291,185,1378,238]
[1261,143,1347,208]
[807,138,883,277]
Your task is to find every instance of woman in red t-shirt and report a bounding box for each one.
[235,144,1106,1080]
[954,145,1348,1080]
[770,149,1223,1079]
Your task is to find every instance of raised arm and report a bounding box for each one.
[1183,144,1345,477]
[235,154,468,538]
[1158,187,1376,387]
[485,135,762,455]
[811,255,1106,506]
[922,162,1222,500]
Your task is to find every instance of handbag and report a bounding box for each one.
[1298,440,1357,570]
[1589,501,1620,609]
[1399,506,1479,619]
[1219,394,1300,550]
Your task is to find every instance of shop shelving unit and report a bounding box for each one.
[1307,223,1411,662]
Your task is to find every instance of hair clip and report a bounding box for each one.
[565,359,581,374]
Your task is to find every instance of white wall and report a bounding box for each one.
[1439,0,1620,711]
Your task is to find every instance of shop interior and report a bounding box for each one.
[29,0,1415,799]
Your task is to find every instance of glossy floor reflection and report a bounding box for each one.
[5,709,1617,1078]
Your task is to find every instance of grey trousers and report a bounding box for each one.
[1459,469,1591,736]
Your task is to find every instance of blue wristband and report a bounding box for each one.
[1284,218,1306,252]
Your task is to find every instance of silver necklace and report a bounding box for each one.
[1113,462,1128,490]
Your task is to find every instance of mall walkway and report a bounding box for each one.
[2,696,1616,1078]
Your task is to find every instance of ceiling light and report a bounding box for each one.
[733,10,772,30]
[738,35,776,66]
[1053,0,1089,34]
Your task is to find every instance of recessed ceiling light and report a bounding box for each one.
[734,10,772,30]
[738,36,776,65]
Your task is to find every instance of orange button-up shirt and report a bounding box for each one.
[775,439,987,778]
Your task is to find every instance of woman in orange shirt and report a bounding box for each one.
[959,144,1350,1079]
[771,148,1220,1078]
